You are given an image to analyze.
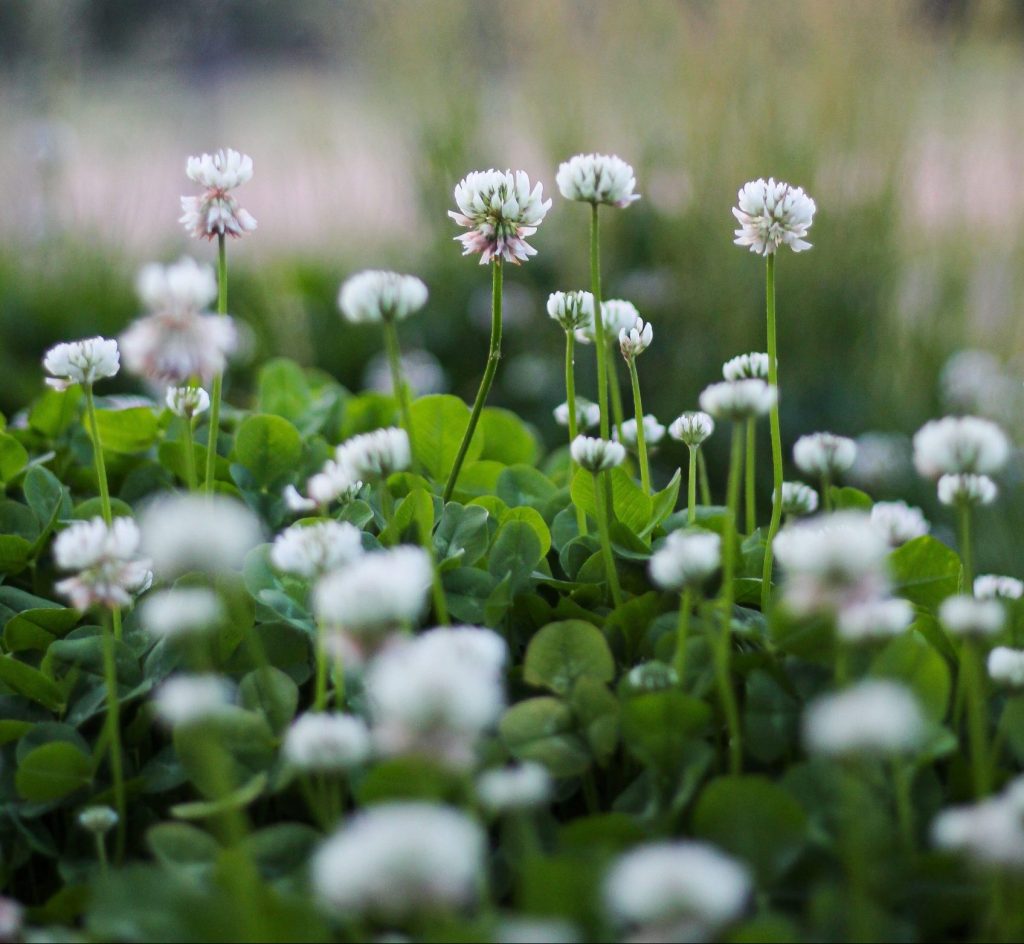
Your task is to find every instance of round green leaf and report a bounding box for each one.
[478,407,540,466]
[410,394,482,481]
[233,414,303,486]
[16,741,92,802]
[523,620,615,696]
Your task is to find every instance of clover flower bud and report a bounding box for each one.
[870,501,929,547]
[78,805,118,835]
[570,435,626,472]
[988,648,1024,690]
[649,531,721,592]
[699,380,777,422]
[336,427,410,481]
[932,786,1024,868]
[937,473,998,507]
[615,415,666,449]
[803,681,926,757]
[722,352,771,381]
[165,385,210,418]
[939,595,1005,638]
[477,762,552,814]
[774,481,819,517]
[733,177,816,255]
[793,432,857,477]
[554,398,601,431]
[974,575,1024,600]
[43,336,120,390]
[669,411,715,447]
[547,291,594,332]
[338,270,428,324]
[619,316,653,359]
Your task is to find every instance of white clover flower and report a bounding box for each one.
[604,841,750,940]
[495,918,580,944]
[78,805,118,835]
[153,674,235,727]
[774,481,819,517]
[870,501,930,547]
[793,432,857,478]
[975,575,1024,600]
[577,299,640,345]
[138,587,224,640]
[803,680,926,757]
[137,256,217,312]
[365,627,507,769]
[649,531,721,591]
[618,316,653,359]
[312,803,485,920]
[722,352,771,381]
[180,148,257,240]
[837,597,915,643]
[669,411,715,447]
[570,435,626,472]
[338,270,428,324]
[937,473,998,507]
[43,336,120,390]
[699,379,778,422]
[314,546,432,637]
[556,153,640,208]
[449,169,551,265]
[165,385,210,419]
[53,517,152,611]
[988,648,1024,689]
[913,416,1011,479]
[283,712,371,773]
[615,415,666,450]
[0,898,23,942]
[285,459,363,514]
[553,398,601,431]
[477,762,552,813]
[140,494,263,578]
[271,521,364,580]
[732,177,816,255]
[547,291,594,332]
[932,789,1024,868]
[336,427,410,481]
[938,595,1005,638]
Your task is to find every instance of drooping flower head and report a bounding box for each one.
[870,500,930,547]
[913,416,1011,479]
[615,415,666,450]
[732,177,816,255]
[554,398,601,431]
[619,316,653,359]
[649,530,721,591]
[556,154,640,208]
[722,352,771,381]
[669,411,715,447]
[937,473,998,507]
[571,435,626,472]
[793,432,857,478]
[774,481,819,517]
[546,291,594,332]
[165,385,210,419]
[699,380,777,422]
[338,271,428,324]
[449,169,551,265]
[53,517,152,611]
[43,337,120,391]
[180,148,257,240]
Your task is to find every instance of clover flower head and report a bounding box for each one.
[803,680,926,757]
[649,530,721,591]
[699,379,777,422]
[932,783,1024,868]
[793,432,857,478]
[337,427,410,481]
[554,398,601,431]
[165,385,210,419]
[988,648,1024,690]
[669,411,715,447]
[285,459,363,514]
[615,415,666,450]
[477,762,552,814]
[0,898,22,943]
[571,435,626,472]
[153,674,235,727]
[449,169,551,265]
[547,290,594,332]
[774,481,819,517]
[577,299,640,345]
[180,148,257,240]
[136,256,217,313]
[271,520,364,580]
[283,712,372,773]
[975,574,1024,600]
[53,517,152,610]
[556,153,640,208]
[913,416,1011,479]
[733,177,816,255]
[937,473,998,507]
[139,587,224,640]
[43,336,120,390]
[939,595,1005,638]
[870,500,930,547]
[338,270,428,324]
[619,316,653,359]
[837,596,915,643]
[78,805,119,835]
[312,803,485,920]
[722,352,771,381]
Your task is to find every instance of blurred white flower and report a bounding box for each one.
[285,460,363,514]
[932,784,1024,868]
[669,411,715,447]
[722,352,771,381]
[449,169,551,265]
[649,531,721,591]
[774,481,819,517]
[153,674,235,727]
[53,517,152,611]
[699,380,777,421]
[938,595,1005,638]
[78,805,118,835]
[554,398,601,431]
[870,501,929,547]
[477,762,552,813]
[140,494,263,578]
[494,918,580,944]
[937,473,998,507]
[803,680,925,757]
[165,385,210,418]
[570,435,626,472]
[913,416,1010,479]
[0,898,23,942]
[336,427,410,481]
[312,803,484,919]
[43,336,120,390]
[338,270,428,324]
[975,574,1024,600]
[615,415,666,449]
[556,153,640,208]
[271,521,364,580]
[180,148,257,240]
[547,290,594,332]
[138,587,224,640]
[793,432,857,478]
[576,299,640,345]
[732,177,816,255]
[604,841,750,940]
[137,256,217,312]
[283,712,371,772]
[837,597,915,643]
[988,647,1024,689]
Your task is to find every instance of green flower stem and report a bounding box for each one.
[687,446,698,526]
[564,331,588,536]
[383,318,417,469]
[413,511,450,626]
[101,611,126,863]
[717,423,744,774]
[93,832,109,878]
[958,501,974,589]
[332,651,346,710]
[821,473,833,513]
[626,356,651,495]
[698,448,712,507]
[842,760,876,943]
[377,481,395,534]
[182,415,198,491]
[892,759,915,854]
[83,383,112,524]
[204,234,228,494]
[834,639,849,687]
[589,203,610,440]
[961,638,991,797]
[314,621,330,712]
[591,470,623,607]
[608,357,626,441]
[444,259,502,502]
[761,253,784,613]
[744,419,756,533]
[673,586,694,687]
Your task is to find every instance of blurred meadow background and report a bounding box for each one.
[2,0,1024,568]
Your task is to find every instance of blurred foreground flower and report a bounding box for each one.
[803,680,925,756]
[53,517,151,611]
[338,270,427,324]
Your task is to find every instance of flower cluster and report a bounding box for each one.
[43,337,120,390]
[53,517,152,611]
[556,153,640,208]
[338,270,428,324]
[449,170,551,264]
[732,177,816,255]
[179,148,257,240]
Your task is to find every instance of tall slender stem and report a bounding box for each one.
[608,358,626,441]
[204,233,227,494]
[589,204,609,440]
[626,357,651,495]
[717,423,744,774]
[674,587,694,687]
[961,638,991,797]
[314,621,329,712]
[698,448,712,507]
[958,502,974,590]
[444,260,502,501]
[101,613,126,862]
[821,473,833,513]
[892,759,915,854]
[592,471,623,607]
[383,319,417,466]
[687,446,698,526]
[744,419,756,533]
[564,332,588,536]
[761,254,783,613]
[83,384,111,524]
[182,416,198,491]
